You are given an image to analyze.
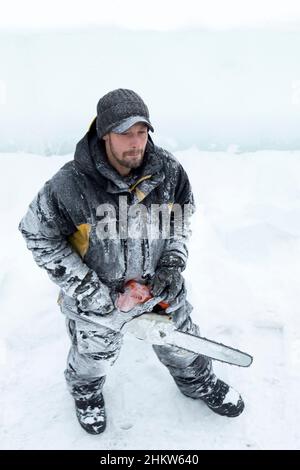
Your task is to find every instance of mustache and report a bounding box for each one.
[123,149,143,157]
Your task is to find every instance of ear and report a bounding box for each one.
[103,134,108,141]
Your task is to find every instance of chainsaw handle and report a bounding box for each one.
[68,280,168,333]
[74,294,166,332]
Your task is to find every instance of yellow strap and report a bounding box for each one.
[135,187,146,202]
[68,223,91,258]
[129,175,152,193]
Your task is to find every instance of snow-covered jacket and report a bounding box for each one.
[18,119,195,301]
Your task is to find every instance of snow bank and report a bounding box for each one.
[1,28,300,154]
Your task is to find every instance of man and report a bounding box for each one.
[19,89,244,435]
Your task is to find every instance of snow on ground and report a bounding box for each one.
[0,149,299,449]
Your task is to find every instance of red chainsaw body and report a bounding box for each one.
[116,280,169,312]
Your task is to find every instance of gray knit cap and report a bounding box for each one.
[96,88,154,139]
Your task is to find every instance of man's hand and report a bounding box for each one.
[150,254,186,311]
[151,266,183,303]
[75,271,114,315]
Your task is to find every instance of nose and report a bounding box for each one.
[129,134,140,148]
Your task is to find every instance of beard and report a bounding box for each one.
[112,148,144,169]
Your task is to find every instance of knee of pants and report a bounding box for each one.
[66,345,113,378]
[152,317,207,369]
[152,343,201,369]
[66,318,123,354]
[66,320,123,377]
[153,344,212,381]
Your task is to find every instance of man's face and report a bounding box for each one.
[103,123,148,175]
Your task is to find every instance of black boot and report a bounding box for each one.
[75,393,106,434]
[201,379,245,418]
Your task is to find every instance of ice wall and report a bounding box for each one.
[1,27,300,154]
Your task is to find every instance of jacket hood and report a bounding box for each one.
[74,118,164,193]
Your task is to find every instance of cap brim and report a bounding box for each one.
[111,116,154,134]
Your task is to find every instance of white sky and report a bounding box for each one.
[1,0,300,30]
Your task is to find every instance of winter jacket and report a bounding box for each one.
[18,119,195,301]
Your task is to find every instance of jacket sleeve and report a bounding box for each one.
[160,164,195,271]
[18,180,94,298]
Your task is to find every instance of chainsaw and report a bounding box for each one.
[75,280,253,367]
